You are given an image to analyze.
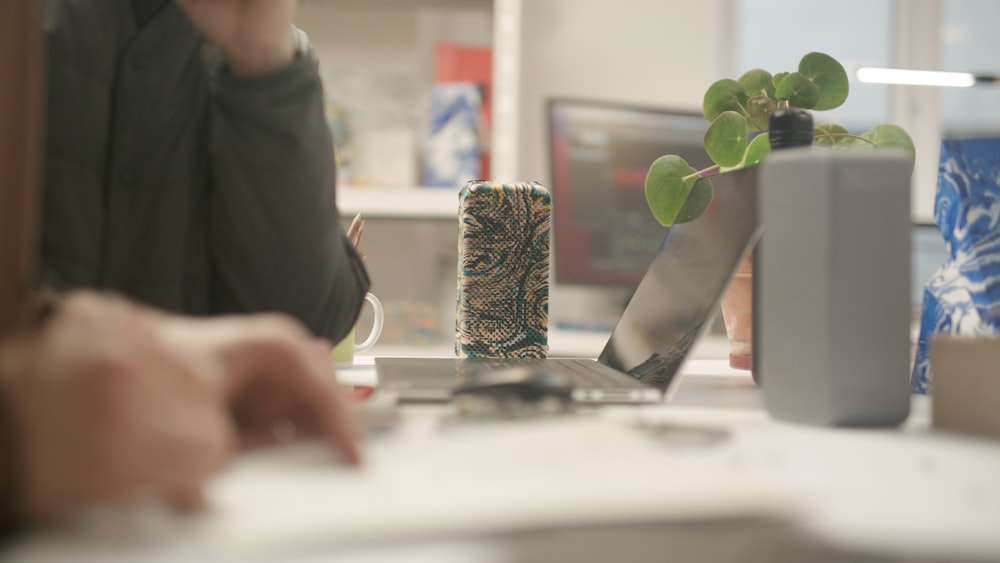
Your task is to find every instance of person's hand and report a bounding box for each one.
[0,291,360,524]
[0,292,233,523]
[173,0,297,76]
[154,313,360,462]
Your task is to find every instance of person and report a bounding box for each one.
[1,0,360,535]
[1,292,361,529]
[40,0,369,343]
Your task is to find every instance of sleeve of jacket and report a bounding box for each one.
[205,35,370,343]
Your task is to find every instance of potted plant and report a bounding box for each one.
[643,51,915,373]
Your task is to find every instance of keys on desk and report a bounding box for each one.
[634,420,732,448]
[452,364,575,421]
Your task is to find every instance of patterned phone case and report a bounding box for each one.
[456,181,551,359]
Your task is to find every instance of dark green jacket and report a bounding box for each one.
[40,0,370,342]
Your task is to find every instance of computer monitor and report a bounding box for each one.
[548,98,714,286]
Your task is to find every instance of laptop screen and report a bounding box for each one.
[598,165,760,390]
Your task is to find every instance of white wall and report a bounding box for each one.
[514,0,734,328]
[295,1,493,186]
[515,0,733,184]
[297,0,737,338]
[296,0,733,190]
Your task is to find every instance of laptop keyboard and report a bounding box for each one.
[375,356,659,403]
[455,358,644,389]
[549,359,647,389]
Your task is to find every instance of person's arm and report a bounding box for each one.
[0,382,23,535]
[0,0,44,338]
[0,0,44,535]
[175,0,370,343]
[0,291,360,527]
[208,40,370,343]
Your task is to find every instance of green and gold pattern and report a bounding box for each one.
[456,181,551,358]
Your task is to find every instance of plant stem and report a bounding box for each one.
[737,100,768,130]
[813,133,877,146]
[683,164,720,181]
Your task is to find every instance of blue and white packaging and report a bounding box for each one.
[913,137,1000,394]
[422,83,482,188]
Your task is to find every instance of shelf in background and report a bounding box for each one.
[337,185,459,219]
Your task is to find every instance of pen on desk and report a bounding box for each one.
[347,212,366,261]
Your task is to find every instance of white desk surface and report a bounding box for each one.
[7,336,1000,563]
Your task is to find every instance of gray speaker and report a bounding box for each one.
[756,149,912,427]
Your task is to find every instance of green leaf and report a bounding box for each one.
[703,79,748,121]
[674,177,714,224]
[798,52,849,111]
[775,72,821,109]
[738,68,776,99]
[858,124,917,171]
[814,123,850,147]
[704,111,749,167]
[772,72,789,89]
[644,155,704,226]
[744,132,771,166]
[746,95,776,131]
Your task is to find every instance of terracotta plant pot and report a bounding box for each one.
[720,252,753,373]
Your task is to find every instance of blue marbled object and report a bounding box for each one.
[912,137,1000,394]
[456,181,551,359]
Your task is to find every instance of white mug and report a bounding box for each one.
[331,292,384,368]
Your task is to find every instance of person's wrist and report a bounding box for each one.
[0,357,24,531]
[0,346,55,525]
[0,338,84,524]
[222,34,296,77]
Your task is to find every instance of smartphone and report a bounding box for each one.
[456,180,551,359]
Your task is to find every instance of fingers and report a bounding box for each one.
[308,365,362,465]
[229,329,361,465]
[9,290,245,522]
[110,394,234,514]
[166,486,207,514]
[155,312,362,465]
[274,339,361,465]
[296,338,360,463]
[104,339,235,513]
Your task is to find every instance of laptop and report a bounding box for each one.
[376,166,760,403]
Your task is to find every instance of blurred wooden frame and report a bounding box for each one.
[0,0,43,336]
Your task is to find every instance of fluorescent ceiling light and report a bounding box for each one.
[856,67,976,87]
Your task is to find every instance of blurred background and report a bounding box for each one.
[295,0,1000,353]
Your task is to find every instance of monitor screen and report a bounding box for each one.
[548,98,714,286]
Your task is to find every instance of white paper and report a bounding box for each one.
[6,418,797,562]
